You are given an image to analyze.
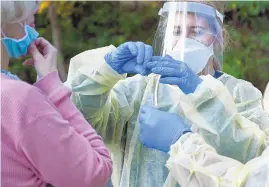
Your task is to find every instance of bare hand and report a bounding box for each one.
[24,37,58,80]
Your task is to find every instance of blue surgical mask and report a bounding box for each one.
[1,23,39,59]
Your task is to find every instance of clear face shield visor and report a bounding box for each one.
[155,2,224,75]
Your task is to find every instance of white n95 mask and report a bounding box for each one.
[167,38,214,74]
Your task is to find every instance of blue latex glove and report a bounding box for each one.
[146,56,203,94]
[139,105,191,152]
[105,41,153,75]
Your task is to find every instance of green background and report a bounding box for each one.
[9,1,269,92]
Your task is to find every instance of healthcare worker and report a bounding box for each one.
[66,1,269,187]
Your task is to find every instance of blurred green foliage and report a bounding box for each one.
[224,1,269,92]
[8,1,269,92]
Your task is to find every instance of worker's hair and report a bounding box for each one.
[1,1,41,25]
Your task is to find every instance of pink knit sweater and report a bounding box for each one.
[1,71,112,187]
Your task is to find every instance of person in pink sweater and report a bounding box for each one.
[1,1,112,187]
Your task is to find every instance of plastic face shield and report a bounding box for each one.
[154,2,224,74]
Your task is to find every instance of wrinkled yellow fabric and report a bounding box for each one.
[65,45,269,187]
[167,133,269,187]
[264,82,269,113]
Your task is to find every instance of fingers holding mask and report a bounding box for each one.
[23,40,44,67]
[26,37,58,79]
[34,37,56,57]
[28,42,43,61]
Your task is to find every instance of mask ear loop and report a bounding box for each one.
[1,30,7,38]
[20,22,27,29]
[1,24,7,38]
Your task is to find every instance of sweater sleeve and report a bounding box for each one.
[18,72,112,187]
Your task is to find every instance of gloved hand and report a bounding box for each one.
[139,105,191,152]
[105,41,153,75]
[146,56,203,94]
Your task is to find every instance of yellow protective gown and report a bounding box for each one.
[264,82,269,113]
[167,132,269,187]
[65,45,269,187]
